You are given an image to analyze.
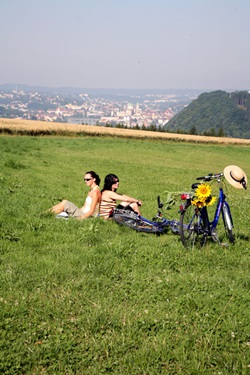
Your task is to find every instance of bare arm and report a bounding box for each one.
[106,191,142,206]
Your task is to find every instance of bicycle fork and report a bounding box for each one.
[222,202,234,229]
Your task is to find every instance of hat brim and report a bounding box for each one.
[223,165,247,189]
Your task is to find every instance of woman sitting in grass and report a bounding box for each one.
[99,173,142,220]
[50,170,101,219]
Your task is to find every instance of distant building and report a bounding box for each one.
[99,116,120,125]
[67,116,100,125]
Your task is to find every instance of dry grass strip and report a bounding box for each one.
[1,118,250,145]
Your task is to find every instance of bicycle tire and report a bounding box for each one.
[180,202,202,248]
[113,213,138,230]
[112,209,162,234]
[222,203,235,244]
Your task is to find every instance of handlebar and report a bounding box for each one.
[196,172,224,182]
[157,196,163,209]
[194,171,247,190]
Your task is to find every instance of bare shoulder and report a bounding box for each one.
[93,188,101,197]
[101,190,114,200]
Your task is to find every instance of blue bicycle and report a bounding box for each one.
[112,196,179,235]
[179,170,246,248]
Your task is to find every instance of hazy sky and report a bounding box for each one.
[1,0,249,90]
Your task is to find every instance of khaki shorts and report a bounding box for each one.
[64,200,84,218]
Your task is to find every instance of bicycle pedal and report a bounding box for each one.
[220,242,229,248]
[211,229,219,242]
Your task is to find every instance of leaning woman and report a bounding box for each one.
[50,171,101,219]
[100,173,142,220]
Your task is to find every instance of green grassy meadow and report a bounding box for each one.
[0,135,250,374]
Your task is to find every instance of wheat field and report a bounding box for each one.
[1,118,250,145]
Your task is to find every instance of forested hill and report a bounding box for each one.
[165,90,250,139]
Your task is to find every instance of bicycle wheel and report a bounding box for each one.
[222,203,235,244]
[180,203,202,248]
[113,212,138,230]
[113,209,162,234]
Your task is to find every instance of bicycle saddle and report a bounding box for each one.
[192,182,201,189]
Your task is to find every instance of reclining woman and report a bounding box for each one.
[50,170,101,219]
[100,173,142,220]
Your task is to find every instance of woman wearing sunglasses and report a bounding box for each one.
[50,170,101,219]
[100,173,142,220]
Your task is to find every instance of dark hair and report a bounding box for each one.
[101,173,119,192]
[85,171,101,186]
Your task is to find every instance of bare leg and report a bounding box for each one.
[120,201,141,216]
[49,200,67,214]
[130,202,141,215]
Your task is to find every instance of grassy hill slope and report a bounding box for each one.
[0,135,249,374]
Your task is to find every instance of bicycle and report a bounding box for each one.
[111,196,180,235]
[179,170,246,248]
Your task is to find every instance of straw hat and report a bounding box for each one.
[223,165,247,189]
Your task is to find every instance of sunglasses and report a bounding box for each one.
[84,178,92,181]
[113,179,119,183]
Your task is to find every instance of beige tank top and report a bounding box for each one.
[82,187,100,217]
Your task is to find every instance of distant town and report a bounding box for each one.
[0,86,204,129]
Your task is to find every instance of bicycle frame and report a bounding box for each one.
[180,172,235,247]
[200,186,233,233]
[212,187,233,231]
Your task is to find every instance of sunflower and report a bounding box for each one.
[191,183,216,208]
[191,198,205,208]
[206,196,217,207]
[196,184,212,199]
